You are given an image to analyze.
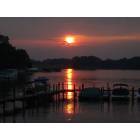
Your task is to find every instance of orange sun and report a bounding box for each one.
[65,36,75,44]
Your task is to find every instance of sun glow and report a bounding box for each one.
[65,36,75,44]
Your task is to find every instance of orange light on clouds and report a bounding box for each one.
[73,34,140,46]
[12,34,140,49]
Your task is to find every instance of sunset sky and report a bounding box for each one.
[0,17,140,60]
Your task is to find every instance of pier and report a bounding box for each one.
[0,82,139,118]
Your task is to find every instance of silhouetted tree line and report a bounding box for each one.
[0,35,31,69]
[32,56,140,70]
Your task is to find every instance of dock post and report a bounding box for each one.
[102,87,104,95]
[138,88,140,94]
[82,84,84,91]
[62,82,65,101]
[2,98,6,116]
[58,83,60,101]
[132,87,135,103]
[101,87,103,95]
[53,84,55,95]
[107,86,111,101]
[74,84,76,92]
[102,87,104,99]
[58,82,60,91]
[46,83,48,93]
[79,85,81,92]
[74,92,77,101]
[106,83,111,101]
[62,92,65,101]
[62,82,64,91]
[56,84,58,101]
[48,84,51,94]
[48,84,51,100]
[74,84,77,101]
[13,87,16,114]
[22,87,26,115]
[100,87,103,100]
[56,84,58,92]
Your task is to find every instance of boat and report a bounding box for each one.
[42,68,62,72]
[28,67,40,73]
[79,87,102,101]
[26,77,49,94]
[112,83,130,100]
[34,77,49,92]
[135,88,140,100]
[0,69,18,81]
[34,77,49,83]
[33,77,49,88]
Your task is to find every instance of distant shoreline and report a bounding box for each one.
[32,56,140,71]
[33,68,140,73]
[33,67,140,73]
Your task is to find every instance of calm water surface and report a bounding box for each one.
[32,69,140,88]
[1,69,140,123]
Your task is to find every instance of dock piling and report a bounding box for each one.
[82,84,84,91]
[13,87,16,113]
[132,87,135,102]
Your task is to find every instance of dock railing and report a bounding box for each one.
[0,82,139,116]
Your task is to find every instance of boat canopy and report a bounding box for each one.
[113,83,128,87]
[34,77,49,82]
[80,87,101,98]
[27,77,49,84]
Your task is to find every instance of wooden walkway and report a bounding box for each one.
[0,82,139,117]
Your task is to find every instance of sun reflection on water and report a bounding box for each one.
[65,103,74,114]
[64,69,75,116]
[66,68,73,100]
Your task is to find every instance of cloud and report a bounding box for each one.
[74,34,140,46]
[12,34,140,48]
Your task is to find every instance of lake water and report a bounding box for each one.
[32,69,140,88]
[1,69,140,123]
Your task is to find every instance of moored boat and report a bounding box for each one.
[112,83,130,100]
[26,77,49,94]
[135,88,140,100]
[79,87,102,101]
[34,77,49,91]
[0,69,18,81]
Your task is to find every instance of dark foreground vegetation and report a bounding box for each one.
[32,56,140,70]
[0,34,31,69]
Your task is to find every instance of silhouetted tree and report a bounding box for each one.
[0,34,31,69]
[32,56,140,70]
[16,49,31,69]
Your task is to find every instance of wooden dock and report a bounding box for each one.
[0,82,139,117]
